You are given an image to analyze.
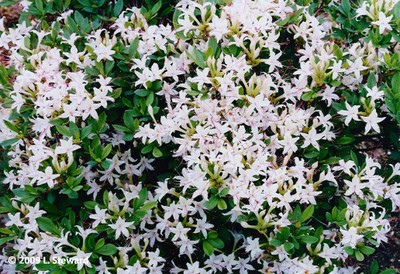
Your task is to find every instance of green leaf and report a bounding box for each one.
[47,192,56,204]
[344,246,354,255]
[370,259,379,274]
[391,72,400,94]
[134,89,150,97]
[298,235,319,244]
[283,242,294,253]
[152,146,163,158]
[74,11,85,27]
[0,236,15,245]
[140,201,157,212]
[96,244,117,256]
[332,102,345,111]
[394,2,400,19]
[289,205,302,223]
[138,188,148,206]
[270,239,282,247]
[204,196,219,209]
[101,144,112,159]
[217,199,227,210]
[94,238,105,250]
[332,44,343,60]
[360,245,375,255]
[123,110,136,131]
[96,112,107,133]
[3,120,19,133]
[208,238,224,249]
[304,147,319,158]
[219,187,229,197]
[336,136,355,145]
[355,250,364,261]
[301,91,314,101]
[0,0,19,7]
[0,228,14,235]
[35,0,44,12]
[367,73,377,88]
[151,0,162,15]
[203,241,214,256]
[173,9,182,29]
[300,205,314,222]
[186,48,206,69]
[0,138,20,147]
[36,217,59,235]
[81,124,93,139]
[350,150,359,166]
[69,122,80,139]
[112,88,122,99]
[84,201,98,210]
[320,156,340,164]
[380,269,397,274]
[207,36,218,57]
[12,188,37,203]
[113,124,130,132]
[341,0,351,16]
[128,38,139,58]
[279,227,290,241]
[141,144,154,154]
[0,64,10,85]
[146,92,155,105]
[77,0,90,7]
[114,0,124,16]
[207,231,218,239]
[56,125,72,137]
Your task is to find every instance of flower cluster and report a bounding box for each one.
[0,0,400,273]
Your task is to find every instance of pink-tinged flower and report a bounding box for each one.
[36,166,59,188]
[55,137,80,155]
[89,206,108,228]
[340,227,363,248]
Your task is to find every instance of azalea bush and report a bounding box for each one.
[1,0,400,273]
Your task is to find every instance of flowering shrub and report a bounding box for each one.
[1,0,400,273]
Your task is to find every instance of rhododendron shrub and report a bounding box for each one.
[1,0,400,273]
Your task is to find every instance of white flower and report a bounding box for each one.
[94,43,115,62]
[371,12,393,34]
[193,217,213,238]
[170,223,191,241]
[73,249,92,271]
[361,109,385,133]
[338,102,360,125]
[365,86,384,101]
[36,166,59,188]
[245,237,263,260]
[340,227,363,248]
[54,137,80,155]
[109,217,134,239]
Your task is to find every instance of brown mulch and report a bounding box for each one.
[0,4,22,27]
[0,4,23,67]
